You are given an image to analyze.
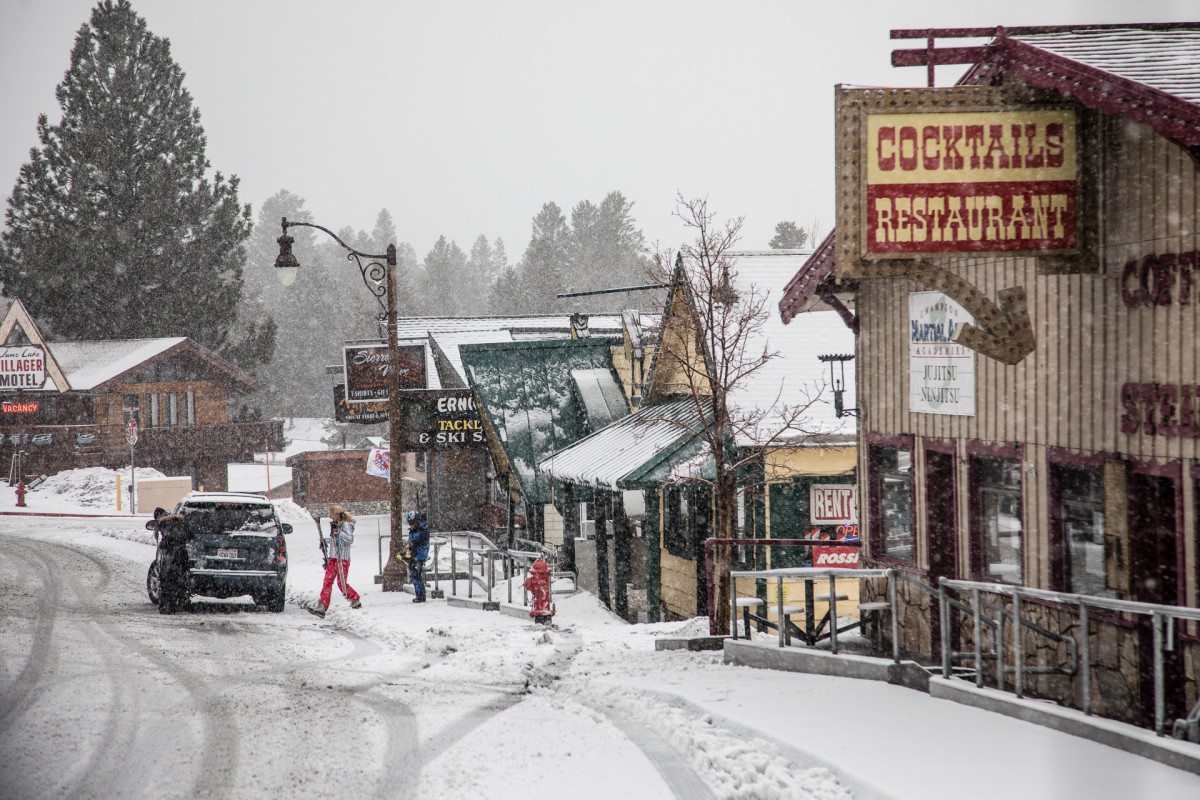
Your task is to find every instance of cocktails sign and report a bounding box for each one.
[867,109,1077,255]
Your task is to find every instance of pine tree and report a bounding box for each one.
[769,220,808,249]
[519,202,569,312]
[419,236,468,316]
[0,0,256,362]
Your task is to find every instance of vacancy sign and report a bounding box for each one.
[0,345,46,390]
[810,484,858,526]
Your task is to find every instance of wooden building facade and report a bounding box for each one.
[781,24,1200,730]
[0,298,280,489]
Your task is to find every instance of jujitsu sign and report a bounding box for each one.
[866,109,1077,255]
[0,346,46,389]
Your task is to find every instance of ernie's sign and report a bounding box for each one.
[865,108,1077,256]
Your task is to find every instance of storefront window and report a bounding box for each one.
[1056,465,1108,596]
[872,445,914,562]
[974,456,1022,585]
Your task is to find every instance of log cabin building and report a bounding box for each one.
[781,23,1200,731]
[0,298,280,490]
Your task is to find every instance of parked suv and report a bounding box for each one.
[146,492,292,614]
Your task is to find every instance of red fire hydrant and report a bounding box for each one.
[15,481,26,508]
[524,558,554,624]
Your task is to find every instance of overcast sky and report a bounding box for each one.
[1,0,1195,265]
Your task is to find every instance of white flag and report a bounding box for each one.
[366,447,390,480]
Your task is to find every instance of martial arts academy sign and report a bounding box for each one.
[866,108,1077,255]
[910,292,975,416]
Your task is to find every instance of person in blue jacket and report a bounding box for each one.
[406,510,430,603]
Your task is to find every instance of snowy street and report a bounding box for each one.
[3,497,1200,799]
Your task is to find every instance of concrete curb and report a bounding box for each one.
[724,639,930,690]
[929,677,1200,777]
[721,638,1200,776]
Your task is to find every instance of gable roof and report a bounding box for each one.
[0,298,71,392]
[50,337,267,393]
[459,337,625,503]
[897,23,1200,150]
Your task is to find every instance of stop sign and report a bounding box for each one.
[125,420,138,446]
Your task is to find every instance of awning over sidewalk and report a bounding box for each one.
[540,396,714,491]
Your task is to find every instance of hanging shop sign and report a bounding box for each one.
[809,484,858,525]
[343,342,427,402]
[865,109,1077,255]
[0,345,46,390]
[909,291,975,416]
[834,86,1095,276]
[334,384,389,424]
[396,389,487,451]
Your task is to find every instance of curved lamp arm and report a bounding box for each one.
[275,216,396,314]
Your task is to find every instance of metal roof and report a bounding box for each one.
[570,368,629,433]
[460,337,623,503]
[540,397,707,490]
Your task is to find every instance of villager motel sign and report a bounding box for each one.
[0,345,46,389]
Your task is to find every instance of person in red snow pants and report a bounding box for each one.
[314,505,361,616]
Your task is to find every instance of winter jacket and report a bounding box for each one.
[408,521,429,561]
[330,520,355,560]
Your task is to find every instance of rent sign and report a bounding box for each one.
[809,484,858,525]
[866,109,1077,255]
[0,345,46,389]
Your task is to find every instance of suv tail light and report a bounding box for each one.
[276,534,287,565]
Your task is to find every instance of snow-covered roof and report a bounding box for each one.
[959,24,1200,148]
[726,251,856,444]
[540,397,704,490]
[392,314,626,387]
[48,338,186,390]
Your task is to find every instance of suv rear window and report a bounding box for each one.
[177,502,279,534]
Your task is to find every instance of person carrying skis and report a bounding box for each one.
[406,510,430,603]
[312,505,362,617]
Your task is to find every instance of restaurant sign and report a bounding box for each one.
[909,292,975,416]
[343,342,427,402]
[0,345,46,390]
[866,108,1077,256]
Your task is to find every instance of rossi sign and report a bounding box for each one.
[867,109,1077,255]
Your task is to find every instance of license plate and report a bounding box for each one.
[216,548,238,559]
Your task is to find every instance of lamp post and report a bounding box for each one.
[274,217,408,592]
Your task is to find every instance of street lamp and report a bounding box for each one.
[274,217,408,592]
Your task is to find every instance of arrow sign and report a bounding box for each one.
[861,259,1035,365]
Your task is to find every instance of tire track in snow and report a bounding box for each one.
[0,538,63,731]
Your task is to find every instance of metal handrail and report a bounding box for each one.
[939,577,1200,737]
